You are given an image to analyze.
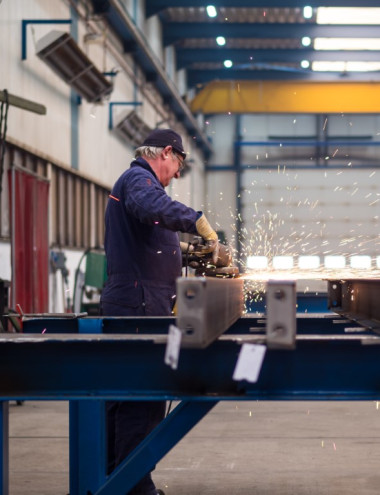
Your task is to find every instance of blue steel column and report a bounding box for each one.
[69,317,106,495]
[0,401,9,495]
[69,401,107,495]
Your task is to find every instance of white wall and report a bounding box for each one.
[0,0,208,312]
[0,0,206,193]
[1,1,72,164]
[241,168,380,258]
[205,114,380,269]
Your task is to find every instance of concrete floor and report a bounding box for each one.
[8,400,380,495]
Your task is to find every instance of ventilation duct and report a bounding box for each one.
[113,109,152,147]
[36,30,113,103]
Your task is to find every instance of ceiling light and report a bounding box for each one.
[300,60,310,69]
[206,5,217,18]
[246,256,268,270]
[36,30,113,103]
[301,36,312,47]
[216,36,226,46]
[303,6,313,19]
[315,38,380,50]
[312,61,380,72]
[317,7,380,24]
[224,60,233,68]
[272,256,294,270]
[324,255,345,269]
[298,256,320,269]
[350,255,371,269]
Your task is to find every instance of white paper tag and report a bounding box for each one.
[232,344,266,383]
[164,324,182,369]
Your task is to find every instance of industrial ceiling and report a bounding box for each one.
[93,1,380,89]
[90,0,380,148]
[149,1,380,89]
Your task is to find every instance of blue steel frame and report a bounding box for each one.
[1,314,380,494]
[108,101,143,130]
[0,403,8,495]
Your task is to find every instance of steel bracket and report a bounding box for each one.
[266,280,296,349]
[176,276,244,348]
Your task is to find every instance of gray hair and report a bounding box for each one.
[135,145,164,159]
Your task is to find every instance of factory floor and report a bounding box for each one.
[8,400,380,495]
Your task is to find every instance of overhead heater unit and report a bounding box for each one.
[36,30,113,103]
[113,109,152,147]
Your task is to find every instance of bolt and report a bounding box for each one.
[274,289,285,300]
[271,325,286,337]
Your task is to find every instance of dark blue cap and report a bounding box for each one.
[141,129,186,159]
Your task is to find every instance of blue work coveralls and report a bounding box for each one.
[101,157,199,494]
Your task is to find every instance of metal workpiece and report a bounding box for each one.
[327,279,380,332]
[266,280,297,349]
[176,276,244,348]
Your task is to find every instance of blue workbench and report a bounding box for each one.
[0,314,379,495]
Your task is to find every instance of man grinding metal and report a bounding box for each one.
[101,128,221,495]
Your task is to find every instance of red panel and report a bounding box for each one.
[8,169,49,313]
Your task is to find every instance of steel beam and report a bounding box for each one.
[20,313,375,337]
[177,48,380,70]
[147,1,380,17]
[176,276,244,348]
[0,90,46,115]
[1,331,380,400]
[328,279,380,331]
[190,81,380,115]
[164,23,380,45]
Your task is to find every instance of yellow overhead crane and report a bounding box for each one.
[190,80,380,114]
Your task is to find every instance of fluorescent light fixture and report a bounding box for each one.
[314,38,380,50]
[246,256,268,270]
[298,255,320,269]
[300,60,310,69]
[272,256,294,270]
[317,7,380,25]
[36,31,113,103]
[303,6,313,19]
[113,109,152,147]
[301,36,312,47]
[324,255,345,269]
[376,256,380,268]
[350,255,371,269]
[216,36,226,46]
[224,59,233,68]
[312,61,380,72]
[206,5,217,17]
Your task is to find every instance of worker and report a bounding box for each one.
[100,128,220,495]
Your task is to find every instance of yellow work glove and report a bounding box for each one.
[180,241,195,254]
[195,214,219,265]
